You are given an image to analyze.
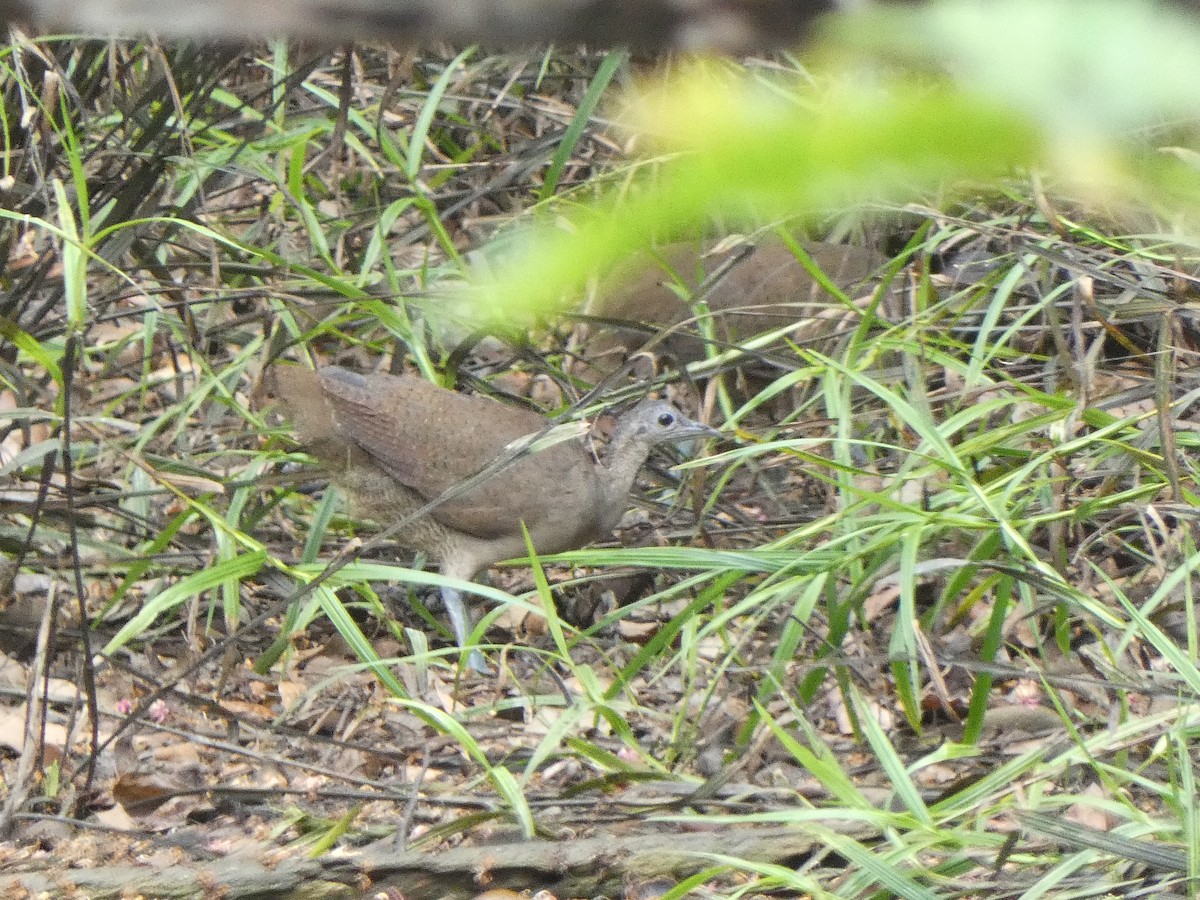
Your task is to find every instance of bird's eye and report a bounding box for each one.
[657,412,675,427]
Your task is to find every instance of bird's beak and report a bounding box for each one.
[677,417,722,441]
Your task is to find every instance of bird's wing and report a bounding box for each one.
[319,367,595,541]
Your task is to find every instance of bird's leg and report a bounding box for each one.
[440,585,490,673]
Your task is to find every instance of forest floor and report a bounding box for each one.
[0,39,1198,899]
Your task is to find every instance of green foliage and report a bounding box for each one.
[473,0,1200,323]
[6,2,1200,890]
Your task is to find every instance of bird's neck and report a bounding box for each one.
[596,430,655,532]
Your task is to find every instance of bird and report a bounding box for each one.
[575,238,887,378]
[262,365,719,670]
